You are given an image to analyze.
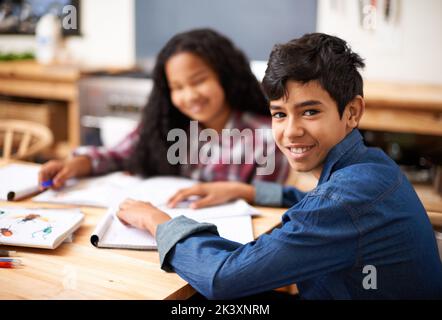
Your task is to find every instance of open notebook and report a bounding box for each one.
[0,207,84,249]
[33,172,145,207]
[91,200,258,250]
[33,173,252,209]
[0,163,41,201]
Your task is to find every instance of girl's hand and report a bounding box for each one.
[167,182,255,209]
[38,156,92,190]
[117,199,171,236]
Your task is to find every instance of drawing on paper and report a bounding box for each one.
[14,213,50,224]
[1,226,13,237]
[32,225,53,239]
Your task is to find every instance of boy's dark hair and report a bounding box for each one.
[262,33,365,117]
[128,28,269,177]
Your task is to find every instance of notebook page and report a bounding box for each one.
[127,176,197,206]
[158,199,260,220]
[91,207,156,250]
[91,203,256,250]
[33,172,143,207]
[0,164,41,200]
[203,215,254,244]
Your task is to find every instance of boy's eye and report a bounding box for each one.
[271,112,286,119]
[303,109,319,116]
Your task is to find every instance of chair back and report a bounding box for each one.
[0,119,53,160]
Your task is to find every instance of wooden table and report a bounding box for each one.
[0,200,284,300]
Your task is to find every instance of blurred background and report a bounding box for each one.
[0,0,441,195]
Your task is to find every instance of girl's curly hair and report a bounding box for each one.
[127,28,269,177]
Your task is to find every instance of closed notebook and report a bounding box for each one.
[0,207,84,249]
[0,163,42,201]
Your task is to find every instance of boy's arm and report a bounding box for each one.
[253,181,308,207]
[156,198,358,299]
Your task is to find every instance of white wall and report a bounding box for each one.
[317,0,442,84]
[0,0,135,68]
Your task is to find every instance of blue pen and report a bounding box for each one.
[41,179,53,188]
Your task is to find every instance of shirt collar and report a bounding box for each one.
[195,110,239,132]
[318,129,364,184]
[224,110,241,130]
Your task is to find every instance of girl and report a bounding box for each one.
[39,28,289,189]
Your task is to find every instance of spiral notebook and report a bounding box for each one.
[91,200,258,250]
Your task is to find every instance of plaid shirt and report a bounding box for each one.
[74,111,289,184]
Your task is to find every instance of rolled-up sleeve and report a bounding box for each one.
[156,216,219,271]
[252,181,283,207]
[72,125,140,175]
[252,181,308,208]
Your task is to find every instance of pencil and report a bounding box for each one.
[0,250,17,257]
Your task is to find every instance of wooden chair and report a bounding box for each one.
[0,119,53,161]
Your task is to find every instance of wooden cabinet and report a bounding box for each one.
[0,61,131,158]
[0,100,67,145]
[0,61,81,155]
[361,81,442,136]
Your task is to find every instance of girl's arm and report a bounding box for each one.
[73,125,140,175]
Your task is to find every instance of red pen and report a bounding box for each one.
[0,258,22,268]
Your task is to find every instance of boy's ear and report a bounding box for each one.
[345,95,365,129]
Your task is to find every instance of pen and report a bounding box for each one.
[0,258,22,268]
[0,250,17,257]
[41,179,54,188]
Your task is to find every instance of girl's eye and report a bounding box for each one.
[170,85,182,91]
[303,109,319,116]
[271,112,286,119]
[191,77,207,86]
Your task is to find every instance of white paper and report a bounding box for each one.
[0,207,84,249]
[33,174,260,219]
[33,172,144,207]
[90,207,156,249]
[91,201,257,250]
[159,199,260,220]
[126,176,197,206]
[0,164,41,200]
[204,215,254,245]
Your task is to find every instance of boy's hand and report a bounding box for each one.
[117,199,171,236]
[167,182,255,209]
[38,156,92,190]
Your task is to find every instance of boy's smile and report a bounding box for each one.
[270,80,363,179]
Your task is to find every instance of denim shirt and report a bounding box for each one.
[156,129,442,299]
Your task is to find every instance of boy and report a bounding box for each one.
[117,33,442,299]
